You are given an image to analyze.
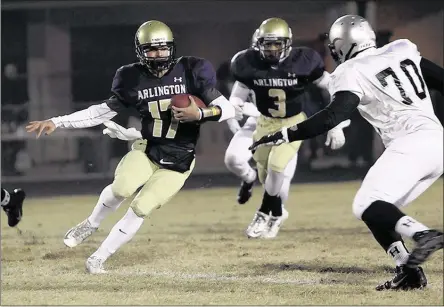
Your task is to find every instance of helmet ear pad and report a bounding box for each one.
[135,41,176,74]
[257,38,292,64]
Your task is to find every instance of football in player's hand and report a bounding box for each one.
[171,94,206,108]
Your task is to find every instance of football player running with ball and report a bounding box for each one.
[26,20,235,274]
[250,15,444,290]
[230,17,349,239]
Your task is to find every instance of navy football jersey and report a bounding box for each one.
[231,47,325,118]
[107,56,221,172]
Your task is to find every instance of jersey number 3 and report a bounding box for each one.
[148,99,178,139]
[376,59,427,105]
[268,89,286,118]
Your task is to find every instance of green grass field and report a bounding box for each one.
[1,180,443,305]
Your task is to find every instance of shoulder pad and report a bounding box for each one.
[230,49,252,79]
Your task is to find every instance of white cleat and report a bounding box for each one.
[63,219,98,248]
[261,208,289,239]
[245,211,269,238]
[85,256,107,274]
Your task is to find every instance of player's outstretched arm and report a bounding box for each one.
[420,58,444,96]
[249,91,359,150]
[26,102,118,138]
[286,91,359,141]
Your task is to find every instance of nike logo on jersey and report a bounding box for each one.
[159,159,174,165]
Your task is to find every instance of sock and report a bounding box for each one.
[361,200,406,231]
[242,168,257,184]
[88,185,125,228]
[395,216,430,238]
[1,189,10,207]
[364,216,403,251]
[270,195,282,216]
[387,241,410,266]
[91,207,144,261]
[258,192,282,216]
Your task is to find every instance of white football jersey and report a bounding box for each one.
[329,39,442,146]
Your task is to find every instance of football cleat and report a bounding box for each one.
[63,219,98,248]
[376,265,427,291]
[406,229,444,268]
[245,211,269,238]
[2,189,25,227]
[237,180,255,205]
[85,256,107,274]
[261,207,289,239]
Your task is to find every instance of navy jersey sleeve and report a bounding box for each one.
[305,48,325,82]
[106,66,138,112]
[190,58,222,106]
[230,50,249,85]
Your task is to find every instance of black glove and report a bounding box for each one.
[249,128,289,151]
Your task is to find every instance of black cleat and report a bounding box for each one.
[376,265,427,291]
[237,180,254,205]
[2,189,25,227]
[406,230,444,268]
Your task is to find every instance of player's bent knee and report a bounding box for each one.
[111,181,139,199]
[352,192,373,220]
[224,151,238,168]
[130,197,163,218]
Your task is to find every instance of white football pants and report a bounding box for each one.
[224,116,298,203]
[353,130,443,219]
[224,117,257,181]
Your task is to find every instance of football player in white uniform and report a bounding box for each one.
[224,29,261,205]
[250,15,443,290]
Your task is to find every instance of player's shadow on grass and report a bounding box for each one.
[258,262,394,274]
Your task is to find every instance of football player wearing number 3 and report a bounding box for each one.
[230,17,349,239]
[250,15,444,290]
[26,20,235,274]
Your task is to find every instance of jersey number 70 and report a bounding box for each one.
[376,59,427,105]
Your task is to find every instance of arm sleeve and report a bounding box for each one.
[420,57,444,96]
[207,95,235,122]
[287,91,360,141]
[50,103,118,128]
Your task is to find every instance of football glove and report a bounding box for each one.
[325,119,351,150]
[102,121,142,141]
[249,127,289,151]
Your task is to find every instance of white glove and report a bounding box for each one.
[227,118,241,134]
[230,97,245,121]
[234,106,244,121]
[242,102,261,118]
[325,119,351,150]
[102,121,142,141]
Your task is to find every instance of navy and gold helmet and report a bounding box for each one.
[135,20,176,75]
[257,18,293,64]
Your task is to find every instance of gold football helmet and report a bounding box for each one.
[257,18,292,64]
[135,20,176,74]
[251,29,259,50]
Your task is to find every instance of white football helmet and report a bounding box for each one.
[328,15,376,64]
